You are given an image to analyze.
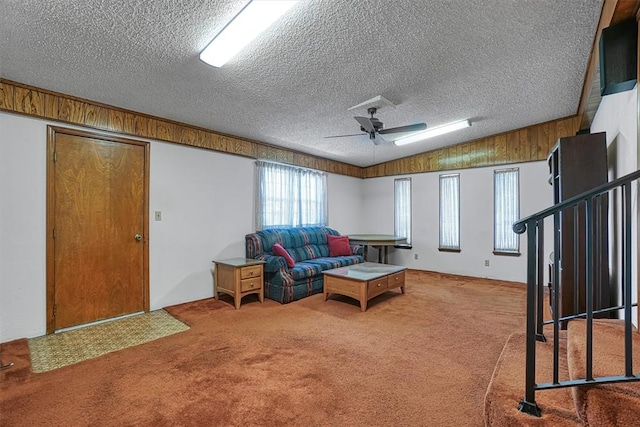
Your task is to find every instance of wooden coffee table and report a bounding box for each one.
[323,262,406,311]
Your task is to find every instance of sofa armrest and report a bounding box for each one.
[350,244,364,256]
[257,253,288,273]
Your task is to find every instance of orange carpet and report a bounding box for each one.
[484,330,581,426]
[485,319,640,426]
[567,319,640,425]
[1,271,527,426]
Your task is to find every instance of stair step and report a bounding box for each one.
[484,331,581,426]
[566,319,640,425]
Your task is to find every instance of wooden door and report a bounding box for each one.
[47,126,149,332]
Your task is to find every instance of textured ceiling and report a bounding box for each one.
[0,0,602,167]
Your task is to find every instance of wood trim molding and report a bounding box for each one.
[0,79,363,178]
[613,0,640,24]
[363,116,581,178]
[2,78,582,178]
[577,0,617,125]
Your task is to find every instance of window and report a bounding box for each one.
[494,168,520,254]
[394,178,412,245]
[439,173,460,251]
[255,160,327,230]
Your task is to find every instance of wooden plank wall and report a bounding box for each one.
[1,78,580,179]
[0,79,363,178]
[363,116,581,178]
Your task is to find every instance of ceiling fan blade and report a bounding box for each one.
[324,133,365,139]
[378,123,427,134]
[354,116,376,133]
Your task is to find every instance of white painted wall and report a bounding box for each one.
[361,161,554,283]
[591,85,638,327]
[327,173,364,234]
[0,113,48,343]
[148,142,254,310]
[0,112,363,342]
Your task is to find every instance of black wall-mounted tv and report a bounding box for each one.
[599,19,637,96]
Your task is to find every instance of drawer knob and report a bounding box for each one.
[377,283,381,287]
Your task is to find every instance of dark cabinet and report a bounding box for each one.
[547,132,613,328]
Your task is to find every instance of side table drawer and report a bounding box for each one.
[241,265,262,279]
[241,277,262,292]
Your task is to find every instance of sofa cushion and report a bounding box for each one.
[272,243,295,268]
[290,256,363,280]
[307,256,362,270]
[290,262,325,280]
[288,244,329,262]
[328,235,351,256]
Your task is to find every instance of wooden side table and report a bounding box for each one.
[213,258,265,309]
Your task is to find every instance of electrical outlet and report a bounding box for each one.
[414,253,419,260]
[484,259,490,267]
[155,211,162,221]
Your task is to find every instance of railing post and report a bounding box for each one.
[518,220,542,417]
[595,195,603,311]
[585,198,594,381]
[536,219,546,342]
[553,212,560,384]
[623,183,633,377]
[573,205,580,317]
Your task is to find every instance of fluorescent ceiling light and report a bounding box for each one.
[200,0,298,68]
[393,119,471,146]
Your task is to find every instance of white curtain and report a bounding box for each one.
[439,174,460,249]
[494,168,520,252]
[394,178,411,244]
[255,160,327,230]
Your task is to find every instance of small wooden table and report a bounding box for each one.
[323,262,406,311]
[213,258,265,309]
[348,234,408,263]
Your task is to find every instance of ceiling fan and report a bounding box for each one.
[325,107,427,145]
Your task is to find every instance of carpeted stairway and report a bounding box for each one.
[484,319,640,426]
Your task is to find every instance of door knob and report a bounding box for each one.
[135,234,143,241]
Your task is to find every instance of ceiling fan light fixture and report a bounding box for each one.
[393,119,471,146]
[200,0,298,68]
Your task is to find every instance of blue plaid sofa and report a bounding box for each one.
[245,227,364,303]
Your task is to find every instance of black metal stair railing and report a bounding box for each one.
[514,169,640,417]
